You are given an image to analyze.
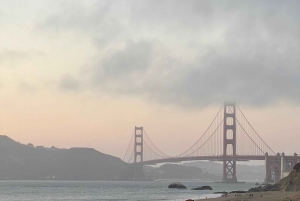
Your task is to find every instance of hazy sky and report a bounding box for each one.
[0,0,299,159]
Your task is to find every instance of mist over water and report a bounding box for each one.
[0,180,257,201]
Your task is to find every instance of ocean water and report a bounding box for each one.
[0,180,258,201]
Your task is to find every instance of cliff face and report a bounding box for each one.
[277,162,300,191]
[0,135,126,180]
[248,162,300,193]
[278,170,300,191]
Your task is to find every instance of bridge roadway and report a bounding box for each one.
[135,154,300,165]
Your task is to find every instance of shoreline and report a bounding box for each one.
[195,191,300,201]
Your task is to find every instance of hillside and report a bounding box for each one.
[277,162,300,191]
[249,162,300,192]
[184,161,265,181]
[144,163,220,181]
[0,135,126,180]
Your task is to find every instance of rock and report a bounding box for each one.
[293,162,300,172]
[265,184,279,191]
[255,164,300,192]
[248,184,279,192]
[248,187,260,192]
[214,191,228,194]
[168,182,187,189]
[229,190,246,194]
[191,186,213,190]
[277,168,300,191]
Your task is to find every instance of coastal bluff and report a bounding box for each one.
[249,162,300,193]
[277,162,300,191]
[0,135,126,180]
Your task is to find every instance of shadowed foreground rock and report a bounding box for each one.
[214,191,228,194]
[249,162,300,192]
[168,182,187,189]
[277,172,300,190]
[248,184,279,192]
[192,186,213,190]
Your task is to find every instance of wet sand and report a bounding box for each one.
[196,191,300,201]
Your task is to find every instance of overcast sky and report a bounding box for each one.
[0,0,299,159]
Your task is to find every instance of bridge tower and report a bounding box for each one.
[133,126,145,181]
[134,126,143,163]
[222,102,237,182]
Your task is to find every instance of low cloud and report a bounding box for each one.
[0,49,45,68]
[42,0,300,108]
[101,41,152,78]
[59,74,80,91]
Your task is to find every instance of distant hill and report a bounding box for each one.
[144,161,265,181]
[184,161,265,181]
[0,135,126,180]
[144,163,220,181]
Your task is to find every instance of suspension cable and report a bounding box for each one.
[236,105,276,155]
[123,129,135,161]
[143,139,168,159]
[236,118,267,155]
[175,104,224,157]
[128,150,134,164]
[143,129,171,158]
[186,119,224,156]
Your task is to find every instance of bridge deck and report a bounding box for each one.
[134,155,300,165]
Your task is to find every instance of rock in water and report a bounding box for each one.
[168,182,187,189]
[192,186,213,190]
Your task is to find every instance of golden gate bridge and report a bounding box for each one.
[123,102,299,183]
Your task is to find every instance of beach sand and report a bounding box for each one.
[196,191,300,201]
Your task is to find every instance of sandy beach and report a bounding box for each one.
[196,191,300,201]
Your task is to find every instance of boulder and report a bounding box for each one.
[168,182,187,189]
[277,169,300,191]
[248,184,279,192]
[251,163,300,192]
[229,190,246,194]
[192,186,213,190]
[293,162,300,172]
[214,191,228,194]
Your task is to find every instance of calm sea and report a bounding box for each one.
[0,180,258,201]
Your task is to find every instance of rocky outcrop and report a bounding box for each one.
[277,169,300,191]
[248,184,279,192]
[229,190,247,194]
[249,162,300,192]
[273,162,300,191]
[168,182,187,189]
[214,191,228,194]
[293,162,300,172]
[192,186,213,190]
